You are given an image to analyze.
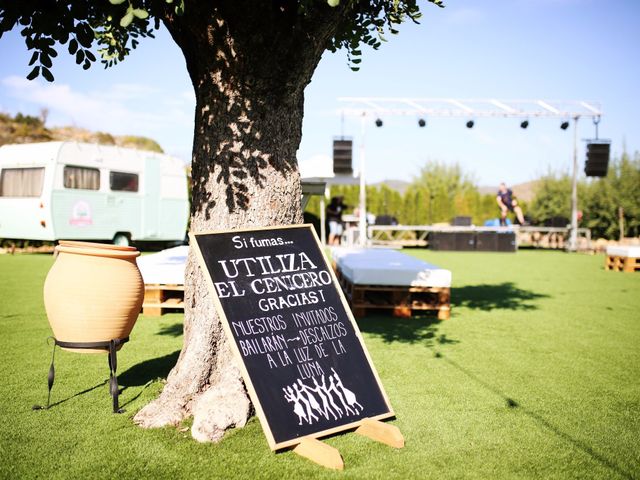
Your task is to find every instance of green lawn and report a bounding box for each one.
[1,250,638,479]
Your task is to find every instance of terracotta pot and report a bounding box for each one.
[43,242,144,353]
[57,240,137,252]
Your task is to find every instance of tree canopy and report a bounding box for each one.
[1,0,443,82]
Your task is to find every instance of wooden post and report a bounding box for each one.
[293,438,344,470]
[437,288,451,320]
[355,418,405,448]
[619,206,625,242]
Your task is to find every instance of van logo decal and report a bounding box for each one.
[69,200,93,226]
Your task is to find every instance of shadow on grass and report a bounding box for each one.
[157,323,184,337]
[453,282,549,311]
[435,354,634,480]
[357,314,459,348]
[119,350,181,387]
[41,380,108,410]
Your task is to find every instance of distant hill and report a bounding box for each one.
[478,180,540,203]
[371,179,411,194]
[0,112,163,153]
[374,179,539,202]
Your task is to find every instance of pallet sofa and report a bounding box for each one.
[331,247,452,319]
[136,245,187,315]
[605,245,640,272]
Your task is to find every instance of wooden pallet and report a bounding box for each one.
[335,267,450,320]
[142,284,185,316]
[605,255,640,272]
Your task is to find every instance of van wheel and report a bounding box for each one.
[113,233,131,247]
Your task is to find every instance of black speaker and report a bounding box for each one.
[497,232,517,252]
[585,142,610,177]
[454,232,476,251]
[429,232,456,251]
[375,215,398,226]
[333,139,353,175]
[475,232,497,251]
[452,216,472,226]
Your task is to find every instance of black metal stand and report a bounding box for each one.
[34,337,129,413]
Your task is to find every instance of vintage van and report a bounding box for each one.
[0,141,189,246]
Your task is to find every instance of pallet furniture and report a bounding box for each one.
[365,225,592,251]
[332,248,451,319]
[605,245,640,272]
[142,284,185,316]
[137,245,188,316]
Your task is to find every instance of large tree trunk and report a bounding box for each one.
[134,1,344,442]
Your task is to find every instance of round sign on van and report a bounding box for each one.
[69,200,93,226]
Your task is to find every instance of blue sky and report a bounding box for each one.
[1,0,639,187]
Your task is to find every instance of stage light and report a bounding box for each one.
[375,118,383,127]
[560,121,569,130]
[520,120,529,129]
[418,118,426,127]
[466,120,474,129]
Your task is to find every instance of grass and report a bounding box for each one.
[0,249,639,479]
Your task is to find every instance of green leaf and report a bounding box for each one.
[68,38,78,55]
[40,53,52,68]
[41,66,54,82]
[120,12,134,28]
[76,23,94,48]
[109,0,127,4]
[26,66,40,81]
[132,9,149,19]
[28,51,39,66]
[175,1,185,16]
[327,0,339,6]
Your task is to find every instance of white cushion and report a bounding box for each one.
[332,247,451,288]
[137,245,188,285]
[606,245,640,258]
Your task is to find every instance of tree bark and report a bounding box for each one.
[134,1,345,442]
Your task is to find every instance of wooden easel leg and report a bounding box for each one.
[356,418,405,448]
[293,438,344,470]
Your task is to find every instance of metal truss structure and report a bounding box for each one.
[337,97,602,120]
[337,97,604,251]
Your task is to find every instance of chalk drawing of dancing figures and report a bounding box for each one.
[325,374,355,416]
[306,378,340,421]
[319,375,344,419]
[283,386,307,425]
[332,368,363,414]
[297,379,326,420]
[293,383,319,424]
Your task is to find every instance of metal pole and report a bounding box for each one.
[568,116,579,252]
[320,192,326,246]
[358,114,367,246]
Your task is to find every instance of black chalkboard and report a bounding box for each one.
[191,225,394,450]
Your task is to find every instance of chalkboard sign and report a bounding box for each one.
[191,225,394,450]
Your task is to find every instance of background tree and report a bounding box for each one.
[1,0,443,442]
[583,151,640,239]
[528,172,576,225]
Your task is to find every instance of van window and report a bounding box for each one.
[110,171,139,192]
[0,167,45,197]
[64,166,100,190]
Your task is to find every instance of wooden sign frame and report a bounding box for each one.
[190,224,394,451]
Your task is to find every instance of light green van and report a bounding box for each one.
[0,141,189,246]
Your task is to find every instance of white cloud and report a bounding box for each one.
[1,75,195,160]
[299,153,334,179]
[1,75,192,134]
